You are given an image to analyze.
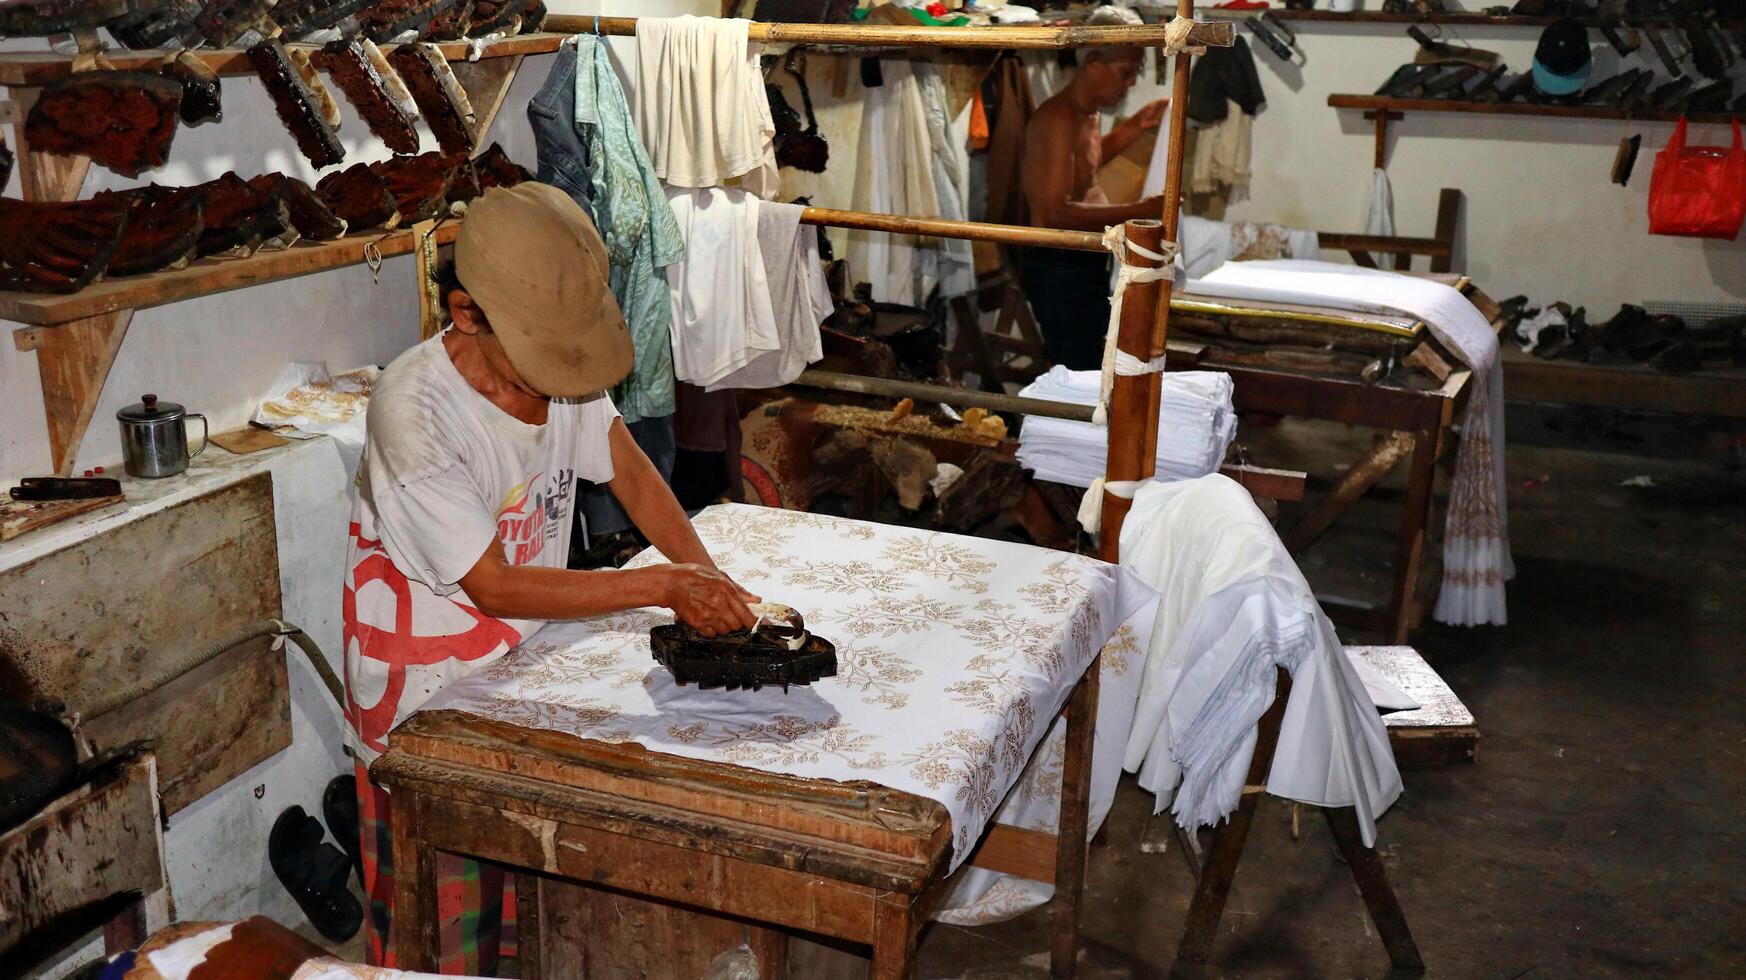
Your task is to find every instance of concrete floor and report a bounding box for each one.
[912,434,1746,978]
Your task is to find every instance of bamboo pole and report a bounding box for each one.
[544,15,1233,50]
[1096,0,1199,562]
[792,369,1096,422]
[799,207,1104,252]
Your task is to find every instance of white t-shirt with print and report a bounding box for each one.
[342,332,619,762]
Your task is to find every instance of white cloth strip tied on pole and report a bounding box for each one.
[1094,223,1179,427]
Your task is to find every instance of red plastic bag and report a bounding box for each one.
[1648,117,1746,239]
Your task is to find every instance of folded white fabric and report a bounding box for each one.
[1016,366,1236,488]
[1197,259,1513,627]
[1119,474,1404,846]
[705,199,831,390]
[664,186,780,387]
[634,16,778,197]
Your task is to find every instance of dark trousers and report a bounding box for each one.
[1021,247,1112,371]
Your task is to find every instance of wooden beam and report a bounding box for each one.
[546,15,1235,50]
[1051,667,1100,980]
[26,309,133,476]
[0,32,566,87]
[1283,430,1416,554]
[968,823,1058,884]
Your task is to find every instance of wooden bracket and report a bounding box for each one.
[17,310,134,476]
[450,54,525,148]
[6,86,93,202]
[1363,109,1404,171]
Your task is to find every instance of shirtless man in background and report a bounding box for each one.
[1022,14,1168,369]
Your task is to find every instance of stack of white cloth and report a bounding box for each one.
[1119,474,1412,846]
[663,187,830,389]
[634,16,778,198]
[1016,366,1237,488]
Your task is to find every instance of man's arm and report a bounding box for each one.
[454,420,759,635]
[1024,108,1165,231]
[1101,98,1168,161]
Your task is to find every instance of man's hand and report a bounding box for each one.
[660,564,760,637]
[1127,98,1169,132]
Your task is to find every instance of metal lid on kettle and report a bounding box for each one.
[117,393,186,424]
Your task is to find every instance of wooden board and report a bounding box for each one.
[1501,345,1746,420]
[0,474,288,813]
[0,221,462,327]
[530,875,790,980]
[0,492,123,541]
[0,32,569,87]
[1350,645,1481,769]
[1329,92,1743,126]
[0,754,165,964]
[208,426,289,455]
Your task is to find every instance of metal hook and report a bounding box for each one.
[594,14,601,36]
[363,240,384,285]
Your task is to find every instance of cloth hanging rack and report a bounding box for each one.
[543,14,1233,51]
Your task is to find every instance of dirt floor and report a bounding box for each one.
[911,423,1746,979]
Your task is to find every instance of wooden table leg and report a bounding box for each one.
[1324,807,1424,974]
[389,795,440,971]
[514,872,544,980]
[1051,664,1101,979]
[1172,670,1291,973]
[1388,425,1440,643]
[871,898,918,980]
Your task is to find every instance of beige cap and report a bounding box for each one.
[453,182,634,398]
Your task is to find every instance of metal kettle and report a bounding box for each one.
[117,394,208,479]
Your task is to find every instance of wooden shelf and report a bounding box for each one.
[1198,7,1746,30]
[0,30,567,88]
[1502,346,1746,419]
[2,222,460,327]
[1330,92,1744,125]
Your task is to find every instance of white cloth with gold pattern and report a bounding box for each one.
[421,504,1160,879]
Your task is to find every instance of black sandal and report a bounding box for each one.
[269,805,363,942]
[322,773,363,889]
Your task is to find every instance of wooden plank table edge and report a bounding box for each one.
[1329,92,1745,126]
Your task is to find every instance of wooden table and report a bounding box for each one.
[373,669,1101,979]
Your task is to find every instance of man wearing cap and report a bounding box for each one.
[340,183,757,970]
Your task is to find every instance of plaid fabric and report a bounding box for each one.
[355,764,518,974]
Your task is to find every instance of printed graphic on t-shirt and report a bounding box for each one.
[495,468,575,565]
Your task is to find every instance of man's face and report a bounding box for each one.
[1086,50,1143,108]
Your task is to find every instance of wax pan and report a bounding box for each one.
[649,625,837,692]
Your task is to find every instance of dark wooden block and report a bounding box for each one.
[24,70,182,179]
[0,197,131,294]
[387,42,476,156]
[0,0,134,36]
[317,162,402,230]
[314,38,422,155]
[91,183,206,277]
[249,38,346,169]
[194,171,293,258]
[250,172,349,240]
[161,51,222,126]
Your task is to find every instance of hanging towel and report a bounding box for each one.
[529,36,685,424]
[846,58,945,307]
[1198,259,1512,626]
[664,186,781,388]
[1364,167,1397,271]
[1190,100,1251,195]
[705,199,831,390]
[1119,474,1405,846]
[634,16,779,198]
[915,61,978,300]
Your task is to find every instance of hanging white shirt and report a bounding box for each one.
[664,185,781,387]
[706,198,830,391]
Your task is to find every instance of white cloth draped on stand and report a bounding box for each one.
[1196,258,1513,627]
[1118,474,1408,846]
[1364,167,1397,270]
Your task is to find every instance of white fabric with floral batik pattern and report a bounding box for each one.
[419,504,1159,871]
